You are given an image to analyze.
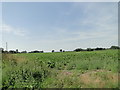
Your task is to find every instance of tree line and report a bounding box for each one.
[0,46,119,54]
[74,46,120,52]
[0,48,65,54]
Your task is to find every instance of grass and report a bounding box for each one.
[2,49,119,88]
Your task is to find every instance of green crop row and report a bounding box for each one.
[2,49,119,88]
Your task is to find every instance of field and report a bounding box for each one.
[2,49,119,88]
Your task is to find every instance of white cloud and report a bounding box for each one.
[1,24,27,36]
[1,2,118,51]
[39,3,117,49]
[38,2,118,49]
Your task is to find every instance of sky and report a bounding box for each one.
[1,2,118,52]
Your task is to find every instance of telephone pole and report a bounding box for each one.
[6,42,8,51]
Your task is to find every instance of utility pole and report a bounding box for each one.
[6,42,8,51]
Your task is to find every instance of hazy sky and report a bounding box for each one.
[1,2,118,52]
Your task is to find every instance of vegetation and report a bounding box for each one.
[110,46,120,49]
[1,46,119,54]
[2,49,119,88]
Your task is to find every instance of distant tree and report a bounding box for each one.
[60,49,62,52]
[9,50,16,54]
[35,50,40,53]
[87,48,90,51]
[29,50,43,53]
[21,51,27,53]
[63,50,65,52]
[31,50,40,53]
[74,48,83,52]
[0,48,4,53]
[16,49,18,53]
[52,50,54,52]
[87,48,93,51]
[4,51,8,53]
[110,46,120,49]
[95,47,104,50]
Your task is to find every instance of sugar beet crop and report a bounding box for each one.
[2,49,119,88]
